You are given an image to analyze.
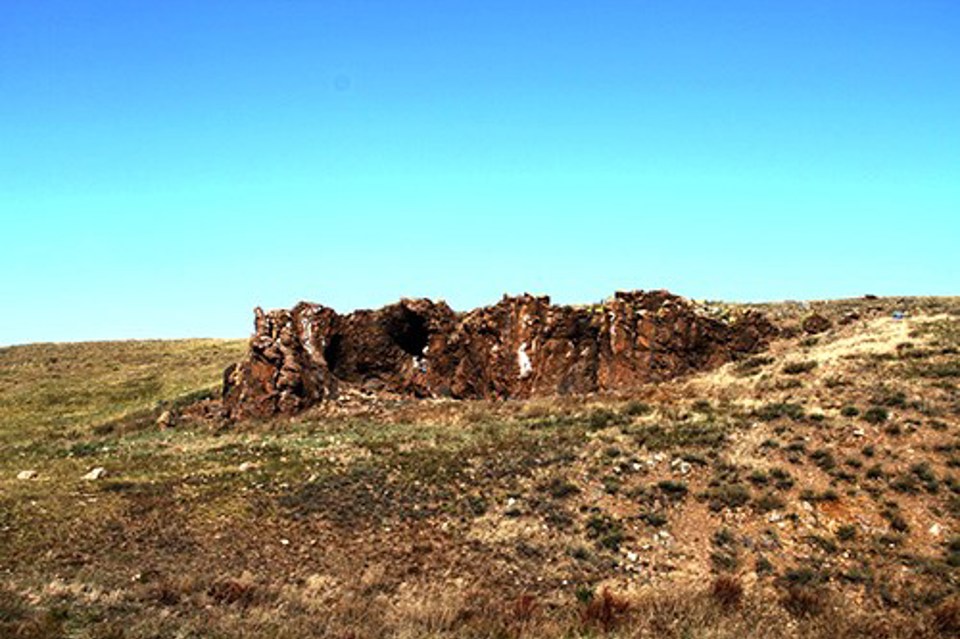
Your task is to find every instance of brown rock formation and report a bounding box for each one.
[222,291,778,420]
[801,313,833,334]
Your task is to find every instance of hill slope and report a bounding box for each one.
[2,299,960,638]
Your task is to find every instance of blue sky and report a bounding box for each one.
[1,1,957,345]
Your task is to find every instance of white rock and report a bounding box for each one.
[852,428,865,437]
[82,467,107,481]
[929,523,943,537]
[517,343,533,379]
[239,462,257,472]
[156,410,175,429]
[800,501,813,512]
[17,470,38,480]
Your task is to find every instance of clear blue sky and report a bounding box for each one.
[1,1,957,345]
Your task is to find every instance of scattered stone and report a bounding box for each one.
[670,458,692,475]
[82,467,107,481]
[238,462,258,472]
[852,428,865,437]
[17,470,38,480]
[929,523,942,537]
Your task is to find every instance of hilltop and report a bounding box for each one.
[2,295,960,638]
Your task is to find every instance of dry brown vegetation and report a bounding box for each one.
[2,297,960,638]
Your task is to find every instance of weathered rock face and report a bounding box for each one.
[223,291,778,420]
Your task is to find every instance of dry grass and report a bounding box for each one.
[2,298,960,637]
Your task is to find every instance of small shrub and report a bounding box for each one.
[841,405,860,417]
[207,579,259,607]
[711,550,739,572]
[585,514,625,551]
[874,390,908,408]
[622,400,652,416]
[836,524,857,541]
[585,408,630,430]
[639,511,667,527]
[691,399,713,413]
[574,584,595,604]
[809,448,836,471]
[863,407,889,424]
[712,528,736,547]
[711,574,744,609]
[754,492,785,513]
[806,534,838,554]
[931,596,960,636]
[704,483,751,511]
[735,354,774,375]
[866,464,885,480]
[542,477,580,499]
[921,362,960,378]
[632,421,727,450]
[579,589,630,633]
[657,480,688,498]
[782,360,818,375]
[602,476,621,495]
[781,585,828,618]
[467,495,488,515]
[770,467,795,490]
[911,461,937,483]
[890,474,920,494]
[756,402,805,422]
[887,513,910,533]
[784,441,807,454]
[756,556,774,575]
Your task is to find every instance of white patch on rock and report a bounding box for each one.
[17,470,38,480]
[301,316,317,359]
[518,343,533,378]
[82,467,107,481]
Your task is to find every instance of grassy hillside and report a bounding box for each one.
[2,301,960,638]
[0,339,246,445]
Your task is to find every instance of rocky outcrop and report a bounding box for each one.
[222,291,778,420]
